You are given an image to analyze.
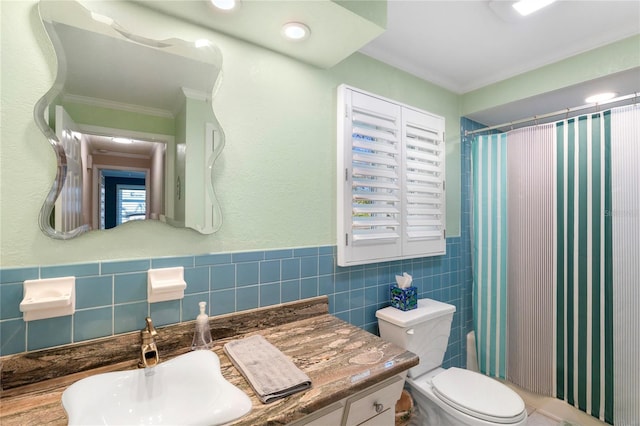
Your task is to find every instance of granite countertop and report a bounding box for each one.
[0,296,418,425]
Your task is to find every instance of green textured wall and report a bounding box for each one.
[1,1,635,268]
[461,35,640,116]
[0,0,460,267]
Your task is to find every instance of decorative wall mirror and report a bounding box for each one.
[35,0,225,239]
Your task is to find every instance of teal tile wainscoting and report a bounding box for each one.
[0,241,465,367]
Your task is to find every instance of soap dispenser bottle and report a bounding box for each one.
[191,301,213,350]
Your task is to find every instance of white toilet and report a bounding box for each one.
[376,298,527,426]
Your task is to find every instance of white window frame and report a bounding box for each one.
[337,85,446,266]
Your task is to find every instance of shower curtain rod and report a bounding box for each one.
[465,92,638,136]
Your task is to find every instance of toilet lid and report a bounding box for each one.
[431,368,526,424]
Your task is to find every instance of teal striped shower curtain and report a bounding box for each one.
[471,106,639,424]
[555,113,613,422]
[472,133,508,379]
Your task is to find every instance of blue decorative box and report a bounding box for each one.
[390,285,417,311]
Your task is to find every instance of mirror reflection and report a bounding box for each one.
[35,0,225,239]
[51,127,167,232]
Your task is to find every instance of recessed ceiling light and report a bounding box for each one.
[585,92,617,103]
[211,0,237,11]
[512,0,556,16]
[281,22,310,41]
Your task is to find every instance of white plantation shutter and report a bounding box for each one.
[337,85,445,266]
[338,89,403,265]
[402,107,446,257]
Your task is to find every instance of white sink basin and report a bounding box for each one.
[62,350,252,425]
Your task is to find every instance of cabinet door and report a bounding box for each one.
[338,87,403,266]
[289,402,344,426]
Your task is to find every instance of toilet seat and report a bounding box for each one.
[431,368,526,424]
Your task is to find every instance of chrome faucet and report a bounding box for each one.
[139,317,159,368]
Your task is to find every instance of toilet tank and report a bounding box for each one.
[376,298,455,378]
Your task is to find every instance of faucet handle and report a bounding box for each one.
[143,317,157,337]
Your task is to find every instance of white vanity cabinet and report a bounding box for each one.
[293,402,345,426]
[291,375,405,426]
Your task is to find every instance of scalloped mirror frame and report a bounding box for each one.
[35,0,225,239]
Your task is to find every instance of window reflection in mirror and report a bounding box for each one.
[49,130,167,232]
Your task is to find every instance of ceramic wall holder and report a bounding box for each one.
[147,266,187,303]
[20,276,76,321]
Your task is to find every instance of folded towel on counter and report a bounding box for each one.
[223,334,312,404]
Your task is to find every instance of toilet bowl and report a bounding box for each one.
[376,298,527,426]
[407,367,527,426]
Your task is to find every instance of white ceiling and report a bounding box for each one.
[74,0,640,128]
[361,0,640,126]
[361,0,640,95]
[134,1,639,94]
[132,0,639,127]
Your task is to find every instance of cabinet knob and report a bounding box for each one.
[374,402,384,414]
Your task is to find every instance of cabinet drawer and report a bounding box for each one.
[290,402,344,426]
[358,408,394,426]
[342,375,404,426]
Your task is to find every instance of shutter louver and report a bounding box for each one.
[403,114,445,243]
[350,103,401,244]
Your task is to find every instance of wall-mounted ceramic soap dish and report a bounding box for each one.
[20,276,76,321]
[147,266,187,303]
